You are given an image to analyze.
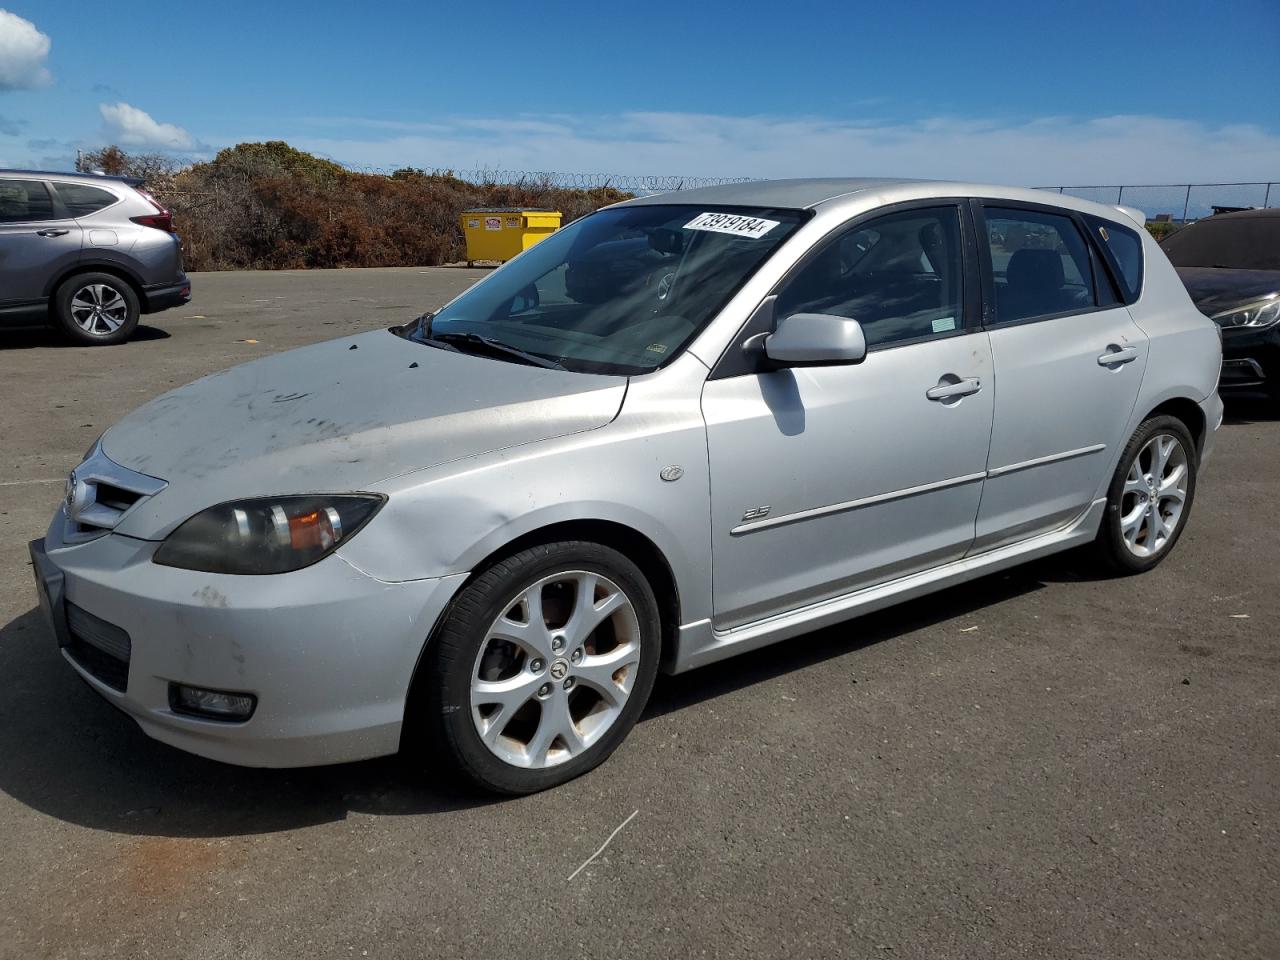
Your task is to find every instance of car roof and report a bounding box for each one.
[1199,208,1280,222]
[616,177,1143,224]
[0,168,143,187]
[618,178,911,209]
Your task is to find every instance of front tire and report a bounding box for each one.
[53,272,140,346]
[420,541,661,794]
[1091,415,1198,574]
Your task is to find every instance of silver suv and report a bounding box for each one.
[0,169,190,345]
[29,179,1222,794]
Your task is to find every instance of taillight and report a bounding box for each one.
[130,212,174,232]
[130,186,175,232]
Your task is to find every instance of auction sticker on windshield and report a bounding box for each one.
[684,212,779,239]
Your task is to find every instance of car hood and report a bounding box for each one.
[103,330,627,539]
[1175,266,1280,318]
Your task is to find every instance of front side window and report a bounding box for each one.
[418,204,806,374]
[54,182,119,218]
[984,207,1096,324]
[775,205,965,349]
[0,179,56,223]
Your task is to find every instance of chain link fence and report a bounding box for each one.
[1039,182,1277,222]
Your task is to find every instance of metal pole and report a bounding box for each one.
[1182,185,1192,223]
[1117,185,1124,204]
[1265,182,1273,208]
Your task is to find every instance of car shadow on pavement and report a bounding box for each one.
[0,325,171,349]
[0,606,495,839]
[1,562,1053,838]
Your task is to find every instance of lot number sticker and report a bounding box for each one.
[684,212,779,239]
[485,217,502,231]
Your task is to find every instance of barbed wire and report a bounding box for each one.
[335,162,757,192]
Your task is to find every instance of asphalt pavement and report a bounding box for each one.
[0,267,1276,959]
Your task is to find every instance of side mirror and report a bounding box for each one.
[764,313,867,366]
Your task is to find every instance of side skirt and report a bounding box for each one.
[668,499,1106,674]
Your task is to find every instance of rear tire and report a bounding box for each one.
[417,541,661,795]
[53,272,139,346]
[1090,415,1198,575]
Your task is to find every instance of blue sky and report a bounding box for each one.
[2,0,1278,185]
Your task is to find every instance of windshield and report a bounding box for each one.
[415,204,807,374]
[1162,216,1280,271]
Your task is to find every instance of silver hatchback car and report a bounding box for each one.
[30,179,1222,793]
[0,169,190,344]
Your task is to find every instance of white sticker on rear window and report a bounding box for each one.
[684,212,779,239]
[931,316,956,333]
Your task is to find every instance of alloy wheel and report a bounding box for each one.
[1119,433,1190,558]
[69,283,129,336]
[470,570,641,769]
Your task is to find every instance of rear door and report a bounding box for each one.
[0,178,83,308]
[972,201,1148,551]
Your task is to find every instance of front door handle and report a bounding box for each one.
[926,377,982,402]
[1097,345,1138,366]
[36,229,70,238]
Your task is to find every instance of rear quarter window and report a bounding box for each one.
[53,182,120,218]
[1087,215,1143,304]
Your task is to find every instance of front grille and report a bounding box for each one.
[63,444,166,543]
[65,602,131,693]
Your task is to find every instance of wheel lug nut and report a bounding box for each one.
[571,649,582,664]
[538,683,552,698]
[551,637,565,652]
[563,677,575,691]
[530,659,544,673]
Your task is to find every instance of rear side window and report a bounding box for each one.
[1087,215,1143,303]
[54,182,119,218]
[982,207,1096,324]
[0,179,56,223]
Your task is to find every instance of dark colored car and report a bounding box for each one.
[1162,209,1280,397]
[0,169,190,345]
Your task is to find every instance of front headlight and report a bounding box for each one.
[1212,297,1280,329]
[153,494,386,575]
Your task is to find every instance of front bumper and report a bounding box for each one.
[30,516,465,767]
[1219,325,1279,390]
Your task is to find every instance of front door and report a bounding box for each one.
[702,203,995,628]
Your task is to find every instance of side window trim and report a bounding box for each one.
[972,198,1112,329]
[708,198,976,380]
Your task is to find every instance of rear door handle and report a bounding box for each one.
[926,377,982,401]
[1097,345,1138,366]
[36,229,70,237]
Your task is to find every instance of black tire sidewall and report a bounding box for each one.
[1099,415,1198,574]
[424,541,662,795]
[54,273,140,346]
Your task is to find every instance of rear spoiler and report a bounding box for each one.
[1113,204,1147,227]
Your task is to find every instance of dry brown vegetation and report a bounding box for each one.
[79,142,632,271]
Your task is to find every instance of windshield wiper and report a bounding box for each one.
[428,331,566,370]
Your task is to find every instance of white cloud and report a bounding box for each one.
[0,9,52,90]
[290,111,1280,189]
[99,101,197,150]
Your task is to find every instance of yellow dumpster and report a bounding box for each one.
[460,209,562,265]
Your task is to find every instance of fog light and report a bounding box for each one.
[169,683,256,721]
